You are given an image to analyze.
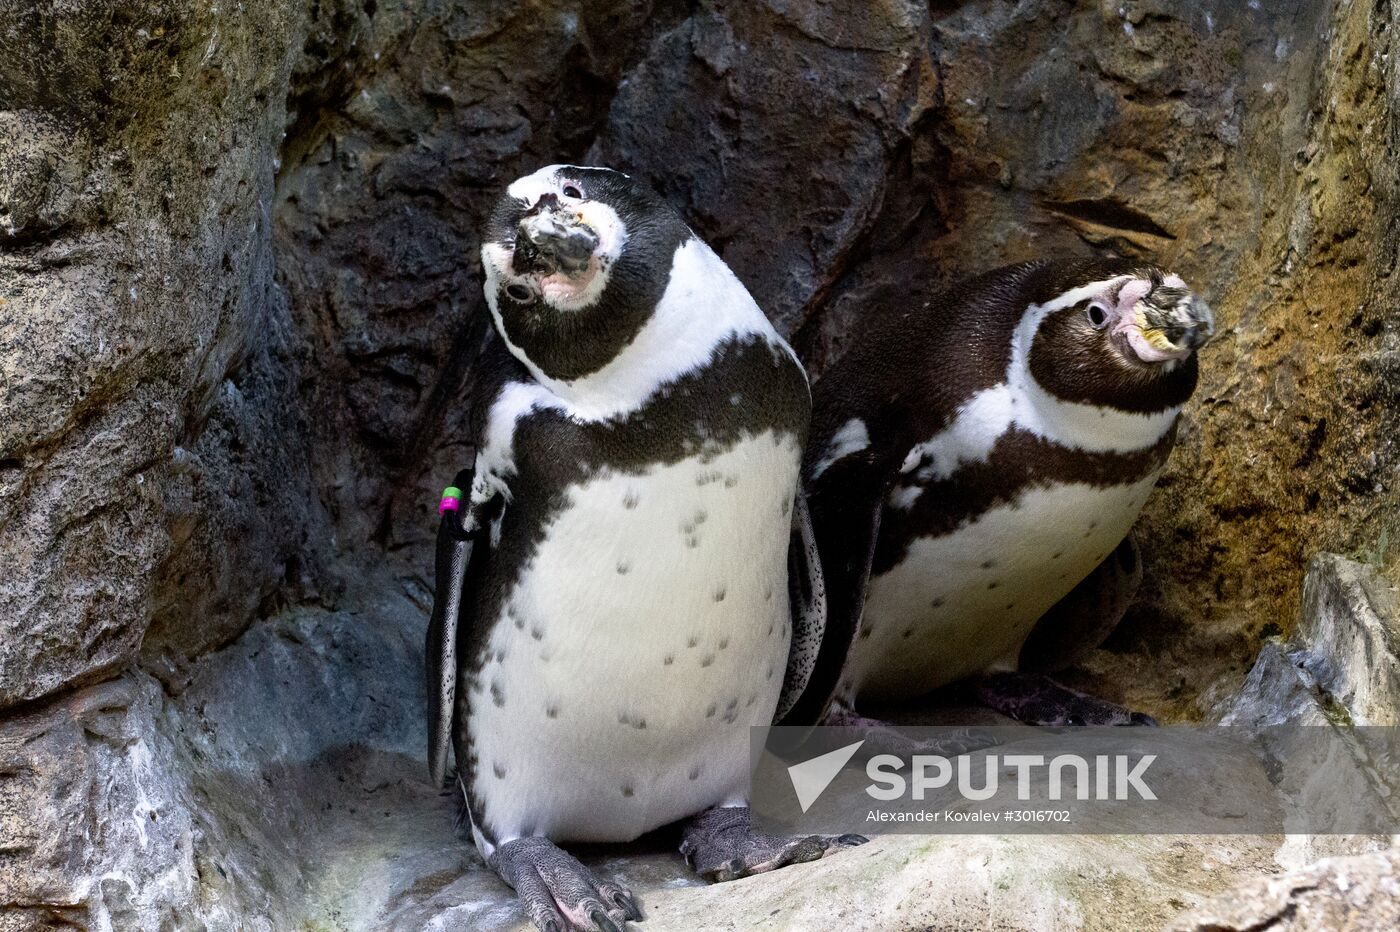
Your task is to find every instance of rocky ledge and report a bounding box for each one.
[3,554,1397,930]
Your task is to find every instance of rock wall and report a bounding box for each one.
[2,0,1399,928]
[0,0,322,706]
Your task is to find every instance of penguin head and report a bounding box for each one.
[1082,271,1215,365]
[480,165,690,381]
[1023,261,1215,412]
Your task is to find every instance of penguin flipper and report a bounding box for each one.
[775,465,888,726]
[774,488,826,723]
[426,464,485,788]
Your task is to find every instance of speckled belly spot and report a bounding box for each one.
[468,432,801,843]
[848,473,1160,704]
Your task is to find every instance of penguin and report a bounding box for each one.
[780,258,1214,729]
[426,165,861,932]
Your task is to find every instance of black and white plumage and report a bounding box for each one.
[782,258,1214,727]
[427,165,852,932]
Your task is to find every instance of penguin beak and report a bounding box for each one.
[514,193,600,276]
[1110,279,1215,364]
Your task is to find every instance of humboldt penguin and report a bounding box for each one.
[427,165,860,932]
[781,258,1214,729]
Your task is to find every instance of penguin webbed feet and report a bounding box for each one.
[679,806,866,884]
[490,837,643,932]
[971,672,1159,726]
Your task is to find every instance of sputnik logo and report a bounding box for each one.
[787,740,865,813]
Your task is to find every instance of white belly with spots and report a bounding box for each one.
[469,432,800,845]
[846,473,1160,703]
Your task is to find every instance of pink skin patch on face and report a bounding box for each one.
[538,257,600,305]
[1115,278,1152,310]
[1105,277,1192,364]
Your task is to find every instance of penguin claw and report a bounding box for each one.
[607,888,644,922]
[680,806,866,883]
[489,836,643,932]
[589,908,622,932]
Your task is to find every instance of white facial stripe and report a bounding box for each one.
[524,237,790,421]
[504,163,630,203]
[481,243,525,381]
[481,241,512,295]
[505,164,565,202]
[891,276,1179,503]
[573,199,625,260]
[811,418,870,479]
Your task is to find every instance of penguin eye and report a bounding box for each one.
[1086,304,1109,329]
[505,283,535,303]
[561,183,584,200]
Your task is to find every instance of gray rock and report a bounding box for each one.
[1195,554,1400,925]
[1212,639,1330,727]
[0,676,200,930]
[1212,554,1400,728]
[590,0,934,335]
[3,0,1400,929]
[0,0,317,708]
[1295,553,1400,726]
[1167,847,1400,932]
[1,585,480,930]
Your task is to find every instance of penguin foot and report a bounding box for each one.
[824,707,999,759]
[679,806,866,883]
[971,672,1158,726]
[489,836,643,932]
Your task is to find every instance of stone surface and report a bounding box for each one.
[1210,639,1330,728]
[0,676,199,931]
[2,582,467,930]
[0,584,1354,931]
[0,0,321,706]
[1195,555,1400,923]
[1296,552,1400,726]
[1167,848,1400,932]
[4,0,1400,929]
[1211,553,1400,728]
[590,0,935,336]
